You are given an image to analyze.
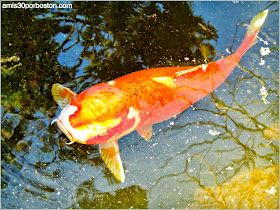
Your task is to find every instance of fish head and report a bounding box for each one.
[52,100,122,145]
[53,103,141,145]
[52,104,99,145]
[52,83,141,145]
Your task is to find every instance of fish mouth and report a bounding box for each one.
[52,117,75,145]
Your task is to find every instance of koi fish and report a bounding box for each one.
[51,10,268,182]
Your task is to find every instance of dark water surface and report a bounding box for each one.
[1,1,279,209]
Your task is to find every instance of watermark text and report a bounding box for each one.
[2,2,73,9]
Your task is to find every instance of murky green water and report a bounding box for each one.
[1,1,279,209]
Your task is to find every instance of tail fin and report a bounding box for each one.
[246,9,268,38]
[234,10,268,58]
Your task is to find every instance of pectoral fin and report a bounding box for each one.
[137,124,153,140]
[99,141,125,183]
[51,83,76,109]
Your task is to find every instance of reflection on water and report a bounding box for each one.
[1,1,279,209]
[73,180,148,209]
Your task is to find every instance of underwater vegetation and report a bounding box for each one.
[191,164,279,209]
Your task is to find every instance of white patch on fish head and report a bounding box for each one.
[54,104,89,144]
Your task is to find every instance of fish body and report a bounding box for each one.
[52,10,268,182]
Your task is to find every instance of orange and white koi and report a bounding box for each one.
[52,10,268,182]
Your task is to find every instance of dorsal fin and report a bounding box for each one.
[175,64,209,77]
[51,83,76,109]
[175,66,200,77]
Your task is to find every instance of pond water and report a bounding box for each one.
[1,1,279,209]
